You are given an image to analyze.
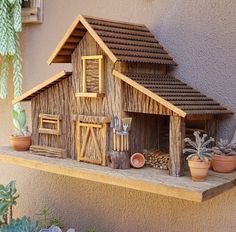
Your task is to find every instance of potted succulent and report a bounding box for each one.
[212,139,236,173]
[10,107,31,151]
[184,131,214,181]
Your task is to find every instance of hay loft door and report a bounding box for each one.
[76,116,109,166]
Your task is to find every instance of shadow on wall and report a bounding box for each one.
[0,163,235,232]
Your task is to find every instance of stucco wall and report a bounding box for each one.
[0,0,236,231]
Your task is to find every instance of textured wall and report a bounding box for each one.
[0,0,236,231]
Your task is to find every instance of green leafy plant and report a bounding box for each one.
[183,131,214,161]
[0,217,38,232]
[12,107,30,136]
[85,229,96,232]
[212,139,236,156]
[36,208,63,229]
[0,0,23,99]
[0,181,19,226]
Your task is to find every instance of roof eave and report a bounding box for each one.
[112,70,187,118]
[47,15,117,65]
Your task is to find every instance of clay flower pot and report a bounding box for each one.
[10,136,31,151]
[130,153,145,168]
[212,154,236,173]
[188,159,210,181]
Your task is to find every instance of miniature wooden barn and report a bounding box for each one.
[13,15,232,176]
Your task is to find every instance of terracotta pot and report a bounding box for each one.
[130,153,145,168]
[10,136,31,151]
[212,154,236,173]
[188,159,210,181]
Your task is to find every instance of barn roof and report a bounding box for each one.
[12,71,72,104]
[112,70,232,117]
[47,15,176,65]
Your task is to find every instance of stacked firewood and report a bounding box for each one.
[143,149,170,170]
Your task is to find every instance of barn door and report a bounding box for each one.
[76,116,109,166]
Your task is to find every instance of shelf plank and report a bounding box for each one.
[0,146,235,202]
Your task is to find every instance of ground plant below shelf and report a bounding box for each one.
[0,181,96,232]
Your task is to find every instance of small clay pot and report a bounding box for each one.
[212,154,236,173]
[10,136,31,151]
[130,153,145,168]
[188,159,210,181]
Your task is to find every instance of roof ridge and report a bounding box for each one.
[82,15,147,28]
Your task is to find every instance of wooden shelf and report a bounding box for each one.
[0,146,235,202]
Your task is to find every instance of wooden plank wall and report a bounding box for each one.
[128,113,169,154]
[123,84,175,116]
[71,32,123,118]
[31,76,77,159]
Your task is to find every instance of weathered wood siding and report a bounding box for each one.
[128,113,169,154]
[31,76,77,159]
[123,84,175,116]
[72,32,122,117]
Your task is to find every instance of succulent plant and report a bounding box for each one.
[212,139,236,156]
[39,225,62,232]
[12,108,31,137]
[0,217,38,232]
[183,131,214,161]
[36,208,63,230]
[0,181,19,225]
[12,108,26,136]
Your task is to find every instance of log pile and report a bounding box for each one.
[30,145,66,159]
[143,149,170,170]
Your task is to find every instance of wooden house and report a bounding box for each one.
[13,15,232,176]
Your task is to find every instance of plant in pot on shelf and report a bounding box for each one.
[10,107,31,151]
[183,131,214,181]
[212,139,236,173]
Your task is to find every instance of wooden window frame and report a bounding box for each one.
[76,55,105,98]
[38,114,61,135]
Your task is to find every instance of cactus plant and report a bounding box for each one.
[0,217,38,232]
[183,131,214,161]
[212,139,236,156]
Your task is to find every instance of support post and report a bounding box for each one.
[169,115,185,177]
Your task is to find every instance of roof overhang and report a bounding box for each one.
[112,70,187,117]
[12,71,72,105]
[47,15,117,65]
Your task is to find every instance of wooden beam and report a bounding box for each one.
[169,116,185,177]
[12,71,72,104]
[79,16,117,63]
[81,55,104,60]
[75,92,105,98]
[112,70,187,117]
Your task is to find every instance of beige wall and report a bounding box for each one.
[0,0,236,231]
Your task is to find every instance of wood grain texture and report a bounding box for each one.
[77,122,108,166]
[31,75,77,159]
[30,145,66,159]
[72,32,122,119]
[0,147,235,202]
[169,116,186,177]
[128,113,169,155]
[123,84,175,116]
